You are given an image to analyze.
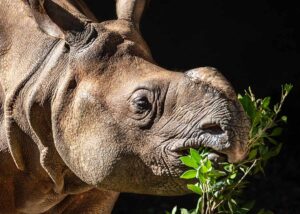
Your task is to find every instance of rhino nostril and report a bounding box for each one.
[201,123,224,135]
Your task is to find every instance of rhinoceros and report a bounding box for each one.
[0,0,250,213]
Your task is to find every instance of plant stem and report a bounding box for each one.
[206,184,210,214]
[214,159,258,210]
[201,190,205,214]
[249,88,289,148]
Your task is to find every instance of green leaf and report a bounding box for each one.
[248,149,257,160]
[190,148,201,163]
[180,208,190,214]
[273,103,279,112]
[224,164,234,172]
[195,197,203,214]
[240,200,255,213]
[238,94,256,121]
[252,111,262,128]
[257,209,274,214]
[180,156,198,169]
[180,170,197,179]
[198,173,206,183]
[270,127,283,136]
[171,206,177,214]
[281,115,288,123]
[266,136,278,145]
[229,172,237,179]
[262,97,271,109]
[254,161,265,175]
[259,145,268,156]
[228,200,234,213]
[205,159,212,171]
[283,83,293,93]
[187,184,202,195]
[239,165,247,174]
[231,198,237,206]
[208,170,227,178]
[263,144,282,160]
[200,165,209,173]
[199,148,210,157]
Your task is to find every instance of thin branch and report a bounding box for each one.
[213,159,258,210]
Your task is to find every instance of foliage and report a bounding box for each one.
[167,84,293,214]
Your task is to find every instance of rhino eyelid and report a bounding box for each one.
[127,87,152,101]
[132,87,152,93]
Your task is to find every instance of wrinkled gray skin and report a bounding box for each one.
[0,0,250,213]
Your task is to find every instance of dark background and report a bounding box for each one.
[86,0,300,213]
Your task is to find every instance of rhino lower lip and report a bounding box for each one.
[207,152,227,163]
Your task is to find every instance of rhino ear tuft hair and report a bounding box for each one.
[116,0,147,31]
[25,0,90,45]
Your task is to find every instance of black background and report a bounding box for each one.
[86,0,300,213]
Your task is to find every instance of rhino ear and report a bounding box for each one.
[116,0,148,31]
[26,0,88,44]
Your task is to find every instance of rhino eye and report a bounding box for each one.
[128,89,155,126]
[132,96,152,113]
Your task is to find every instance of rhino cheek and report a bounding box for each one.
[63,129,119,186]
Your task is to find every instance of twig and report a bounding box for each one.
[213,159,258,210]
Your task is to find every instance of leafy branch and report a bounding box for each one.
[167,84,293,214]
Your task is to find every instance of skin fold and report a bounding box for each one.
[0,0,250,213]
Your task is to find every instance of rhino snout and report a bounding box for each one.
[170,118,248,164]
[171,67,250,163]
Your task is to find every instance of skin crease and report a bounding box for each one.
[0,0,250,213]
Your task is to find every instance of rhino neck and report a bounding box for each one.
[3,32,96,194]
[1,36,120,214]
[0,1,120,212]
[0,0,69,177]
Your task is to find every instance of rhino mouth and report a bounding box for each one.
[169,122,232,163]
[174,147,227,163]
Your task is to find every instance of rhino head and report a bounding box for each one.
[11,0,250,196]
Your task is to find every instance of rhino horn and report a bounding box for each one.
[116,0,148,31]
[25,0,92,45]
